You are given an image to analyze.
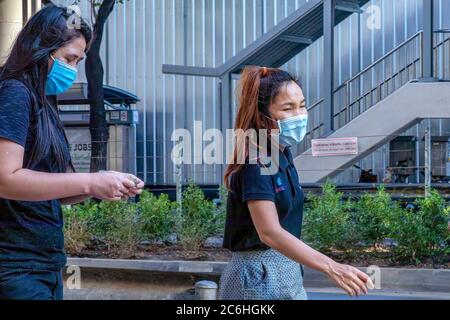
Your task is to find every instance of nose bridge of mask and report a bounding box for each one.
[278,114,308,134]
[52,56,77,73]
[259,112,308,136]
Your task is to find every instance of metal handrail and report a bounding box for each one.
[307,98,324,112]
[434,32,450,79]
[333,31,424,93]
[305,31,423,134]
[433,32,450,50]
[301,31,450,153]
[341,56,421,112]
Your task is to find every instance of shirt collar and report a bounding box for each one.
[254,143,293,172]
[278,147,292,171]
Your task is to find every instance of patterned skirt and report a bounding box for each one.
[219,249,308,300]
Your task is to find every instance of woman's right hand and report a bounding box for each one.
[88,171,141,201]
[324,262,372,297]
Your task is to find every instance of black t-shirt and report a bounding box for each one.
[0,79,70,271]
[223,147,305,252]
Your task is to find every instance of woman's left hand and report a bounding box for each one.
[324,262,371,297]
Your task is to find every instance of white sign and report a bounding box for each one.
[66,128,92,173]
[312,137,359,157]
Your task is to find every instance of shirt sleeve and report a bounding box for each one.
[0,80,32,148]
[241,163,276,202]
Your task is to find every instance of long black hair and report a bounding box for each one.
[0,4,92,172]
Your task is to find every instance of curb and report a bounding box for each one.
[66,258,450,294]
[67,258,227,275]
[303,266,450,293]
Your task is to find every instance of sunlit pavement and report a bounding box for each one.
[306,288,450,300]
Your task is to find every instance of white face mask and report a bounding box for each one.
[276,114,309,147]
[263,113,309,147]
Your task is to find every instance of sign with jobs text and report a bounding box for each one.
[65,128,92,173]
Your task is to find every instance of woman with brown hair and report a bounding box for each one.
[220,66,372,300]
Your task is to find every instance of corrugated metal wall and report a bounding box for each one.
[329,0,450,184]
[55,0,450,185]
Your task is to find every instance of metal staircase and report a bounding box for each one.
[162,0,371,143]
[295,32,450,183]
[161,0,449,183]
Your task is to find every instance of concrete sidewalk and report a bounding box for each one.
[65,257,450,300]
[64,287,450,300]
[306,287,450,300]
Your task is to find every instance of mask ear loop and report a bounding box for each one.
[48,55,57,77]
[50,55,77,72]
[259,112,281,133]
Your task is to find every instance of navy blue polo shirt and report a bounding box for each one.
[223,146,305,252]
[0,79,69,271]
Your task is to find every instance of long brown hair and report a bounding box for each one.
[224,66,300,191]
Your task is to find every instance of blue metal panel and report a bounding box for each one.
[54,0,449,185]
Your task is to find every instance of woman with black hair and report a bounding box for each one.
[0,5,144,300]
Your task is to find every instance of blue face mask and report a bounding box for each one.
[45,55,77,95]
[275,114,309,147]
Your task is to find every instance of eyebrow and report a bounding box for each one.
[66,53,84,62]
[282,99,306,107]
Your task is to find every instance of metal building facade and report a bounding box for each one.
[55,0,450,185]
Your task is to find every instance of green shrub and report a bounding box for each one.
[63,180,449,267]
[417,190,450,263]
[389,189,450,264]
[95,200,140,255]
[138,190,177,242]
[302,181,354,253]
[63,200,100,255]
[178,182,220,250]
[389,206,431,264]
[63,183,228,254]
[210,185,228,236]
[352,186,395,249]
[63,199,141,255]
